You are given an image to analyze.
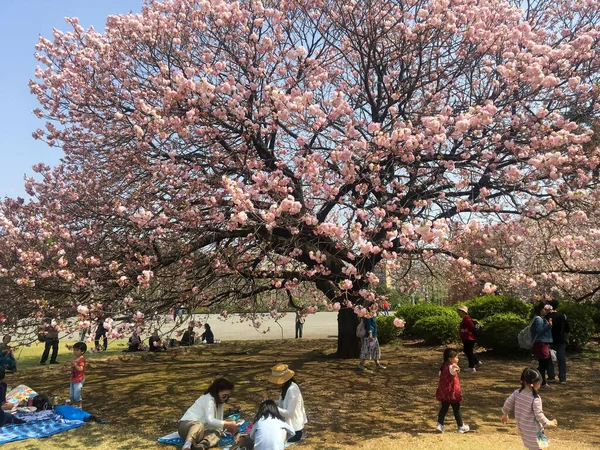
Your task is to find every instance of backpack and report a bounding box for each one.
[518,317,538,350]
[472,320,483,338]
[356,319,366,338]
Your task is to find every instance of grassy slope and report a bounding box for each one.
[3,339,600,449]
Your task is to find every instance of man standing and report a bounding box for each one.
[40,319,59,365]
[295,310,306,339]
[547,299,570,384]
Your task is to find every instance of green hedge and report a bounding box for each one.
[376,315,403,345]
[412,313,461,345]
[478,313,528,353]
[559,302,595,349]
[396,304,456,338]
[465,295,532,321]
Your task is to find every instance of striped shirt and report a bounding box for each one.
[502,389,551,449]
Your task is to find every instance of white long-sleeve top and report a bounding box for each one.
[276,382,307,432]
[179,393,224,431]
[249,416,294,450]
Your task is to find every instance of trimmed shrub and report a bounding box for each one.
[396,304,454,338]
[478,313,528,354]
[376,315,403,345]
[412,313,461,345]
[559,302,596,349]
[465,295,532,321]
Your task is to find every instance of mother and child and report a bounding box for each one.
[178,363,306,450]
[436,348,558,449]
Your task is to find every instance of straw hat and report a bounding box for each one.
[457,305,469,314]
[267,364,295,384]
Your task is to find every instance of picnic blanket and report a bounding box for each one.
[0,409,86,445]
[158,420,251,448]
[5,385,36,404]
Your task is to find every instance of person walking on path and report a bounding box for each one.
[358,311,386,370]
[94,317,108,352]
[457,306,481,372]
[435,348,470,433]
[502,368,558,449]
[532,302,553,389]
[39,319,59,365]
[382,300,390,316]
[546,300,569,384]
[179,378,238,450]
[268,364,307,443]
[295,310,305,339]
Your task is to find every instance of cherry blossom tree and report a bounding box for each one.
[2,0,600,356]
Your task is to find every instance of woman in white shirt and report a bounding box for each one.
[249,400,294,450]
[268,364,307,443]
[179,378,239,450]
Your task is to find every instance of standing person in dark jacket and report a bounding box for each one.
[457,306,481,372]
[546,300,570,384]
[94,317,108,352]
[532,302,553,389]
[39,319,60,365]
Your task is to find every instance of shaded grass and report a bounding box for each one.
[4,339,600,449]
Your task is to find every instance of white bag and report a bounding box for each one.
[550,349,557,362]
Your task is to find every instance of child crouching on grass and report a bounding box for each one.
[502,368,558,449]
[69,342,87,408]
[436,348,470,433]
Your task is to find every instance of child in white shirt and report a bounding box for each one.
[250,400,294,450]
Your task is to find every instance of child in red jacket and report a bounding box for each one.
[436,348,470,433]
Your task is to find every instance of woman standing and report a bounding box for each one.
[457,306,481,372]
[358,313,386,370]
[179,378,239,450]
[532,302,553,389]
[268,364,307,443]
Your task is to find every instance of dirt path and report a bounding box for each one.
[6,339,600,449]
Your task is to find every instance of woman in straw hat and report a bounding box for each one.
[457,306,481,372]
[268,364,307,443]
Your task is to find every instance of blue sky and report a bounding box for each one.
[0,0,143,198]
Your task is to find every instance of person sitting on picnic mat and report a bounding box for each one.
[179,378,239,449]
[268,364,307,443]
[0,369,26,427]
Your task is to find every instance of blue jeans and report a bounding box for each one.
[70,379,85,402]
[547,343,567,382]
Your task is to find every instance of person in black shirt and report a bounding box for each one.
[201,324,214,344]
[149,330,166,352]
[180,326,195,346]
[547,299,570,384]
[94,317,108,351]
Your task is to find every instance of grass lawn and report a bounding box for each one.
[3,338,600,449]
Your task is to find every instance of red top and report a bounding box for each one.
[436,362,463,403]
[382,301,390,309]
[71,357,86,383]
[459,315,476,341]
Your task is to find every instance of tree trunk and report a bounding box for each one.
[336,307,360,359]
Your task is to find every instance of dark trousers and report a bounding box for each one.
[95,332,108,351]
[288,429,303,443]
[547,343,567,382]
[295,322,303,339]
[438,402,463,427]
[40,338,59,363]
[538,358,551,385]
[462,340,479,368]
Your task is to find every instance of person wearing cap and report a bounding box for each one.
[178,378,238,450]
[268,364,307,443]
[457,306,481,372]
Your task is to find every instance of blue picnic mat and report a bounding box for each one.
[0,410,85,445]
[158,420,251,447]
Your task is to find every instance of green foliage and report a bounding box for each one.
[465,295,532,321]
[412,313,461,345]
[478,313,528,353]
[376,315,403,345]
[396,304,455,338]
[559,302,596,349]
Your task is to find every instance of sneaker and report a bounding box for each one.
[475,361,483,369]
[540,384,552,390]
[376,364,387,369]
[458,425,470,433]
[358,364,366,371]
[559,381,567,385]
[547,378,556,383]
[463,367,476,372]
[40,362,46,365]
[436,423,444,433]
[49,361,59,365]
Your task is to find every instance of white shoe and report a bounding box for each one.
[475,361,483,369]
[436,423,444,433]
[463,367,476,372]
[458,425,470,433]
